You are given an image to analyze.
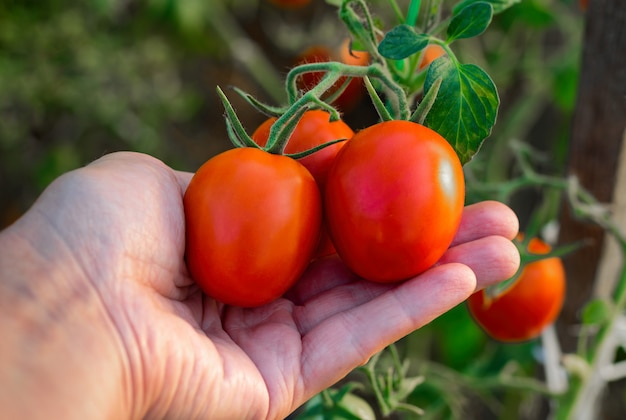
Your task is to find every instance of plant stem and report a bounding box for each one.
[386,0,405,23]
[286,62,410,120]
[406,0,421,26]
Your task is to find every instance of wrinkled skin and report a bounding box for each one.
[0,152,520,419]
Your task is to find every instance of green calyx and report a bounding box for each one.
[217,85,347,158]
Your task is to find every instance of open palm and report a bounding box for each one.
[26,152,519,419]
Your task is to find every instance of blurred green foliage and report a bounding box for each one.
[0,0,217,224]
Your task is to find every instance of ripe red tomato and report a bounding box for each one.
[183,147,322,307]
[467,236,566,343]
[294,39,369,112]
[324,120,465,282]
[252,110,354,258]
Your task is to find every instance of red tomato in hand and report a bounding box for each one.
[324,120,465,282]
[252,110,354,258]
[183,147,322,307]
[467,237,566,343]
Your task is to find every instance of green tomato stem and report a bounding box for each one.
[286,61,410,120]
[406,0,421,27]
[386,0,406,23]
[339,0,384,62]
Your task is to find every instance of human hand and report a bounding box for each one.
[0,152,519,419]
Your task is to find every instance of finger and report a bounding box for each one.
[294,234,520,335]
[175,170,193,192]
[451,201,519,247]
[437,235,520,290]
[300,263,476,394]
[289,200,518,304]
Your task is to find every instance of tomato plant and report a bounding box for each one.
[252,110,354,258]
[183,147,322,307]
[324,120,465,283]
[294,38,369,112]
[467,236,566,343]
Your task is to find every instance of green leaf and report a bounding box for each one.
[447,2,493,42]
[453,0,520,15]
[423,57,499,164]
[216,86,259,149]
[378,25,429,60]
[581,298,613,326]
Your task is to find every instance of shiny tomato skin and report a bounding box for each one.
[252,110,354,258]
[467,237,566,343]
[324,120,465,282]
[183,147,322,307]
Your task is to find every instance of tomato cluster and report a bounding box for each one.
[467,236,566,343]
[183,112,466,307]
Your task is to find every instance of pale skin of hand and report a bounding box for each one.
[0,152,520,420]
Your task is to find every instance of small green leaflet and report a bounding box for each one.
[581,298,613,327]
[423,57,499,165]
[452,0,521,15]
[378,25,430,60]
[447,2,493,42]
